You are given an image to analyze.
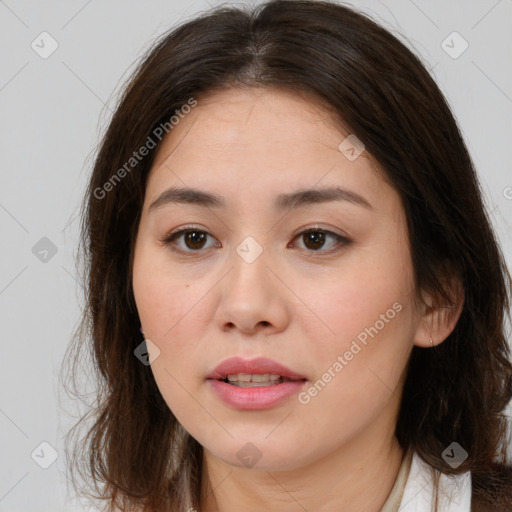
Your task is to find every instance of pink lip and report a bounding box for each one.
[207,357,307,410]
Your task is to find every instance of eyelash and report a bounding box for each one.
[160,224,351,256]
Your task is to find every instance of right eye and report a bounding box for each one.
[161,226,220,254]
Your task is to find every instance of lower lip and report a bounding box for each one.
[208,379,307,410]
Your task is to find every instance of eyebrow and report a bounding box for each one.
[148,185,374,213]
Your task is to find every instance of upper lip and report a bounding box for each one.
[208,357,307,381]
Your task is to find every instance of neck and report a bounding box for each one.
[199,427,405,512]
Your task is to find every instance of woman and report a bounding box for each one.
[63,1,512,510]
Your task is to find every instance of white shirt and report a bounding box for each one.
[380,449,472,512]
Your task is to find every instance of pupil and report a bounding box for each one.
[304,231,324,250]
[186,231,206,249]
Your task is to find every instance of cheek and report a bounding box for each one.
[295,281,412,440]
[293,262,409,351]
[132,262,217,405]
[133,243,203,340]
[291,248,414,403]
[135,281,210,363]
[133,259,209,419]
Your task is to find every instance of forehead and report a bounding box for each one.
[145,87,396,214]
[152,87,345,164]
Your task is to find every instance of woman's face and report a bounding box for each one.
[132,86,424,470]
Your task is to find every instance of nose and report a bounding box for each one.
[213,244,290,336]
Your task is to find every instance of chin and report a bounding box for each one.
[202,436,313,472]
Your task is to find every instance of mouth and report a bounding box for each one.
[218,373,302,387]
[207,356,307,384]
[206,356,308,409]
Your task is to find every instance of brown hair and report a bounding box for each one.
[62,1,512,510]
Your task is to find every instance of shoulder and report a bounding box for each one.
[471,463,512,512]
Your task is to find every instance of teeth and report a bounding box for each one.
[230,381,280,387]
[227,373,281,383]
[221,373,298,387]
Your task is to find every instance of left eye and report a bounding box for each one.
[162,227,349,254]
[293,228,349,252]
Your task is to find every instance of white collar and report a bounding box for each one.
[398,451,472,511]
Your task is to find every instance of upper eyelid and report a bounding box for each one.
[164,225,346,239]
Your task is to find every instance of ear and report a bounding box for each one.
[413,271,464,348]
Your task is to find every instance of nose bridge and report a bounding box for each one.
[214,231,288,333]
[228,233,271,294]
[235,233,266,266]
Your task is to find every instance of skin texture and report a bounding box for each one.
[132,87,463,512]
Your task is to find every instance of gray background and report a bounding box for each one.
[1,0,511,511]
